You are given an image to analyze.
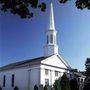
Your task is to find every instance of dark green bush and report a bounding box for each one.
[70,78,79,90]
[44,85,48,90]
[14,86,19,90]
[60,73,71,90]
[53,80,61,90]
[0,86,2,90]
[34,85,38,90]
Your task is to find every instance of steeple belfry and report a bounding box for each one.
[44,1,58,57]
[49,1,55,30]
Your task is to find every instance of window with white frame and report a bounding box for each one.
[55,71,58,76]
[45,69,49,75]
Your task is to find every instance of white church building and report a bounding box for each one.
[0,2,71,90]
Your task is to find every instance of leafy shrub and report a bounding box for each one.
[53,80,61,90]
[34,85,38,90]
[44,85,48,90]
[70,78,79,90]
[14,86,19,90]
[0,86,2,90]
[60,73,71,90]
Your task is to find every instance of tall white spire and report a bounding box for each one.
[44,1,58,57]
[49,1,55,30]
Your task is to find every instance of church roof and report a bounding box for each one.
[0,55,71,71]
[0,56,48,71]
[74,72,86,78]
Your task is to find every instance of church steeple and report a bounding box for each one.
[49,1,55,30]
[44,1,58,57]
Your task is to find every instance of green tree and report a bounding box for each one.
[14,86,19,90]
[85,58,90,76]
[53,79,61,90]
[60,73,71,90]
[34,85,38,90]
[0,0,90,19]
[70,78,79,90]
[83,58,90,90]
[44,85,48,90]
[0,0,46,18]
[0,86,2,90]
[83,83,90,90]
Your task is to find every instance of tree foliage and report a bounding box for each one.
[34,85,38,90]
[60,73,71,90]
[83,82,90,90]
[14,86,19,90]
[0,0,90,19]
[70,78,79,90]
[44,85,48,90]
[0,0,46,18]
[76,0,90,10]
[53,79,61,90]
[83,58,90,90]
[0,86,2,90]
[85,58,90,76]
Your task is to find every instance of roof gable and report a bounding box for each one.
[0,54,71,71]
[41,54,70,69]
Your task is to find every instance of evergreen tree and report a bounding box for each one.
[83,58,90,90]
[83,83,90,90]
[70,78,79,90]
[53,79,61,90]
[85,58,90,76]
[14,86,19,90]
[34,85,38,90]
[44,85,48,90]
[60,73,71,90]
[0,86,2,90]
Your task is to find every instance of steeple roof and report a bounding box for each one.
[44,1,58,57]
[49,1,55,30]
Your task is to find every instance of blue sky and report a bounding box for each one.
[0,0,90,71]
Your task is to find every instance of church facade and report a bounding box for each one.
[0,2,71,90]
[0,55,70,90]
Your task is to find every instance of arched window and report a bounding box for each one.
[47,35,49,44]
[50,34,53,43]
